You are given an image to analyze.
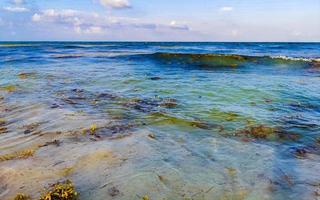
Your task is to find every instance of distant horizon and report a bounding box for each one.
[0,0,319,42]
[0,41,320,43]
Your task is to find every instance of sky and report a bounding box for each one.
[0,0,319,41]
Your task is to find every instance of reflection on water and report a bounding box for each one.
[0,42,320,200]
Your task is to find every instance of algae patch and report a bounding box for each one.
[0,85,17,92]
[39,180,78,200]
[0,149,36,162]
[13,193,32,200]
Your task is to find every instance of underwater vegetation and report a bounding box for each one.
[13,180,78,200]
[0,149,36,162]
[14,194,32,200]
[0,85,17,92]
[38,180,78,200]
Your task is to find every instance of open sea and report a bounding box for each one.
[0,42,320,200]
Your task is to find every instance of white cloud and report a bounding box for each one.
[31,9,190,35]
[220,6,233,12]
[3,6,29,12]
[170,20,190,30]
[99,0,130,9]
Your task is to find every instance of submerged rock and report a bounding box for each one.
[150,77,161,80]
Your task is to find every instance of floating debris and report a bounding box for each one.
[13,193,32,200]
[0,149,35,162]
[39,180,78,200]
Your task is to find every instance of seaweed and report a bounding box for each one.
[0,149,35,162]
[89,124,97,134]
[209,108,255,123]
[18,72,37,79]
[0,126,8,134]
[142,196,150,200]
[39,180,78,200]
[236,125,275,139]
[0,118,8,134]
[148,112,214,130]
[0,85,17,92]
[13,193,32,200]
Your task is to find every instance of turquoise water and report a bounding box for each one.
[0,42,320,200]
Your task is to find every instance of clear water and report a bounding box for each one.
[0,42,320,200]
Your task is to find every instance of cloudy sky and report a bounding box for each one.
[0,0,319,41]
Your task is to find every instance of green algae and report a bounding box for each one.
[147,112,213,130]
[0,85,17,92]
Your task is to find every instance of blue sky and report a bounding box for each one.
[0,0,319,41]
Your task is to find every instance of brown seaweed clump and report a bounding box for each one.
[236,125,276,139]
[39,180,78,200]
[13,193,32,200]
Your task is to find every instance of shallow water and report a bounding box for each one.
[0,42,320,200]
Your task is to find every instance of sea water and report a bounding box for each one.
[0,42,319,200]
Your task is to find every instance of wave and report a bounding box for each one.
[147,53,320,68]
[49,51,320,68]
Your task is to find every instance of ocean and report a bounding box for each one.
[0,42,320,200]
